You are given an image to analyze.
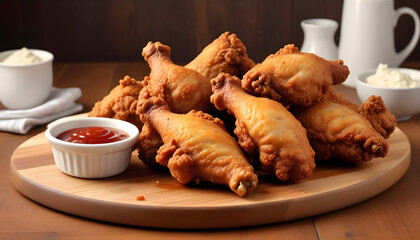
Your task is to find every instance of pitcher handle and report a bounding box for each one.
[394,7,420,66]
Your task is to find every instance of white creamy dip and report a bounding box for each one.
[366,63,419,88]
[2,47,41,65]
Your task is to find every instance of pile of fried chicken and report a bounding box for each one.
[88,32,397,197]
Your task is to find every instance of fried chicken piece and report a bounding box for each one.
[137,97,258,197]
[293,100,389,163]
[211,73,315,183]
[88,75,145,130]
[137,120,164,169]
[322,87,396,138]
[185,31,255,79]
[242,44,350,107]
[358,96,397,138]
[141,41,212,114]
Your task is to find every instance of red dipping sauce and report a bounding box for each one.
[56,126,129,144]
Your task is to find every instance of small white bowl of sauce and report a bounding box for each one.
[356,65,420,121]
[45,117,139,178]
[0,48,54,109]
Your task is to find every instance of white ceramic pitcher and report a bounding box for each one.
[301,18,338,60]
[338,0,420,87]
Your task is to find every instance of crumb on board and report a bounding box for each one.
[136,195,145,201]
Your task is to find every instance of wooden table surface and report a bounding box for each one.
[1,62,420,239]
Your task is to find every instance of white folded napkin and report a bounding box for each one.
[0,87,83,134]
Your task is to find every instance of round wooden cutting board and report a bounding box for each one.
[10,126,410,229]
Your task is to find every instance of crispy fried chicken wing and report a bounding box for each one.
[137,97,258,197]
[358,96,397,138]
[322,87,396,138]
[141,41,212,114]
[211,73,315,183]
[293,101,389,163]
[88,75,145,130]
[185,31,255,79]
[242,44,350,107]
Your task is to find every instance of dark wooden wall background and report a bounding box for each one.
[1,0,419,64]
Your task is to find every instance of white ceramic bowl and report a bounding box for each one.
[45,117,139,178]
[356,68,420,121]
[0,49,53,109]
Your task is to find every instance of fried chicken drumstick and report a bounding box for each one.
[185,31,255,79]
[137,97,258,197]
[88,75,145,130]
[211,73,315,183]
[140,41,212,114]
[322,87,396,139]
[293,101,389,163]
[242,44,350,107]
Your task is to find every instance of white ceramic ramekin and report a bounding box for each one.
[45,117,139,178]
[0,49,53,109]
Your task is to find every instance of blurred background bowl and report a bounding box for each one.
[0,49,53,110]
[356,68,420,121]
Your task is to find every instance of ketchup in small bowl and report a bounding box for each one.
[56,126,129,144]
[45,117,139,179]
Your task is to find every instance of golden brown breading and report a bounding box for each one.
[88,75,145,130]
[322,87,396,138]
[185,31,255,79]
[137,121,164,169]
[140,41,212,114]
[211,73,315,183]
[358,96,396,139]
[293,100,389,163]
[137,97,258,197]
[242,44,350,107]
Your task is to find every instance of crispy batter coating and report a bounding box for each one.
[242,44,350,107]
[137,121,164,169]
[322,87,396,138]
[88,75,145,130]
[358,96,396,138]
[211,73,315,183]
[137,97,258,197]
[185,31,255,79]
[294,101,389,163]
[140,41,212,114]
